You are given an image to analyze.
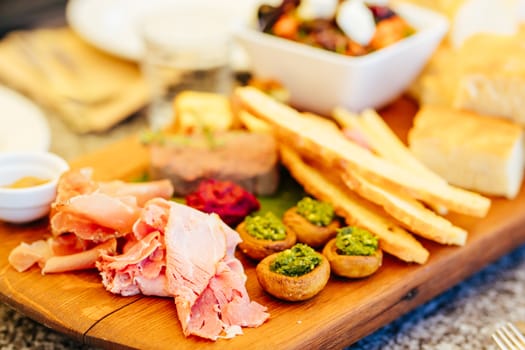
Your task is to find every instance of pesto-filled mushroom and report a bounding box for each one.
[323,226,382,278]
[236,212,296,261]
[256,243,330,301]
[283,197,340,248]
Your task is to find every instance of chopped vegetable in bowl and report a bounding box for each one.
[257,0,415,56]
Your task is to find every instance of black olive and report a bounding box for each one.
[368,5,396,23]
[257,0,301,32]
[257,4,281,32]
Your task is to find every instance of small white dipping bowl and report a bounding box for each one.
[0,152,70,224]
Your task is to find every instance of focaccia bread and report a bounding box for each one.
[410,25,525,127]
[408,106,525,199]
[400,0,521,48]
[453,31,525,125]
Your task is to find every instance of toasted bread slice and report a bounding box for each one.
[284,131,467,246]
[333,107,449,215]
[340,171,467,246]
[235,86,491,217]
[238,109,272,133]
[279,144,429,264]
[301,112,341,130]
[335,108,446,184]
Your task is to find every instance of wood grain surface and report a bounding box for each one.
[1,97,525,350]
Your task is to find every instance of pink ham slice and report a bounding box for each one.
[162,199,269,340]
[186,258,269,339]
[51,193,140,242]
[8,237,117,274]
[42,239,117,274]
[97,198,269,340]
[8,167,175,274]
[97,231,169,296]
[99,180,174,207]
[8,240,53,272]
[55,168,174,206]
[51,168,174,241]
[97,200,171,297]
[54,168,98,203]
[96,199,176,297]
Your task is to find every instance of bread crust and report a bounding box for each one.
[408,105,524,199]
[279,144,429,264]
[340,171,467,246]
[235,86,491,218]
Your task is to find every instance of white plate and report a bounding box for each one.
[0,85,50,152]
[66,0,260,66]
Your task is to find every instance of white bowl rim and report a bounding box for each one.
[0,151,69,194]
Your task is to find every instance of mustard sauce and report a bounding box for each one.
[5,176,50,189]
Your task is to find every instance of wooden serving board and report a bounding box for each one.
[2,97,525,350]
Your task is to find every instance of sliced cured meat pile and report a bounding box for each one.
[8,168,269,341]
[8,168,174,274]
[51,168,174,242]
[98,198,269,340]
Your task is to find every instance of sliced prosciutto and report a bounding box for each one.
[9,168,174,274]
[97,231,168,296]
[8,240,53,272]
[51,194,140,242]
[8,237,117,274]
[186,258,269,339]
[42,239,117,274]
[97,198,172,296]
[97,198,269,340]
[164,199,269,339]
[8,170,269,340]
[51,168,174,242]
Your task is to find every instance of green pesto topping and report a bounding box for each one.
[270,243,321,277]
[296,197,334,226]
[335,226,378,256]
[245,212,286,241]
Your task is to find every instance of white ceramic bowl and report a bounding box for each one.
[235,3,448,115]
[0,152,70,224]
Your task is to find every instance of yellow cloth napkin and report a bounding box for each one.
[0,27,149,133]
